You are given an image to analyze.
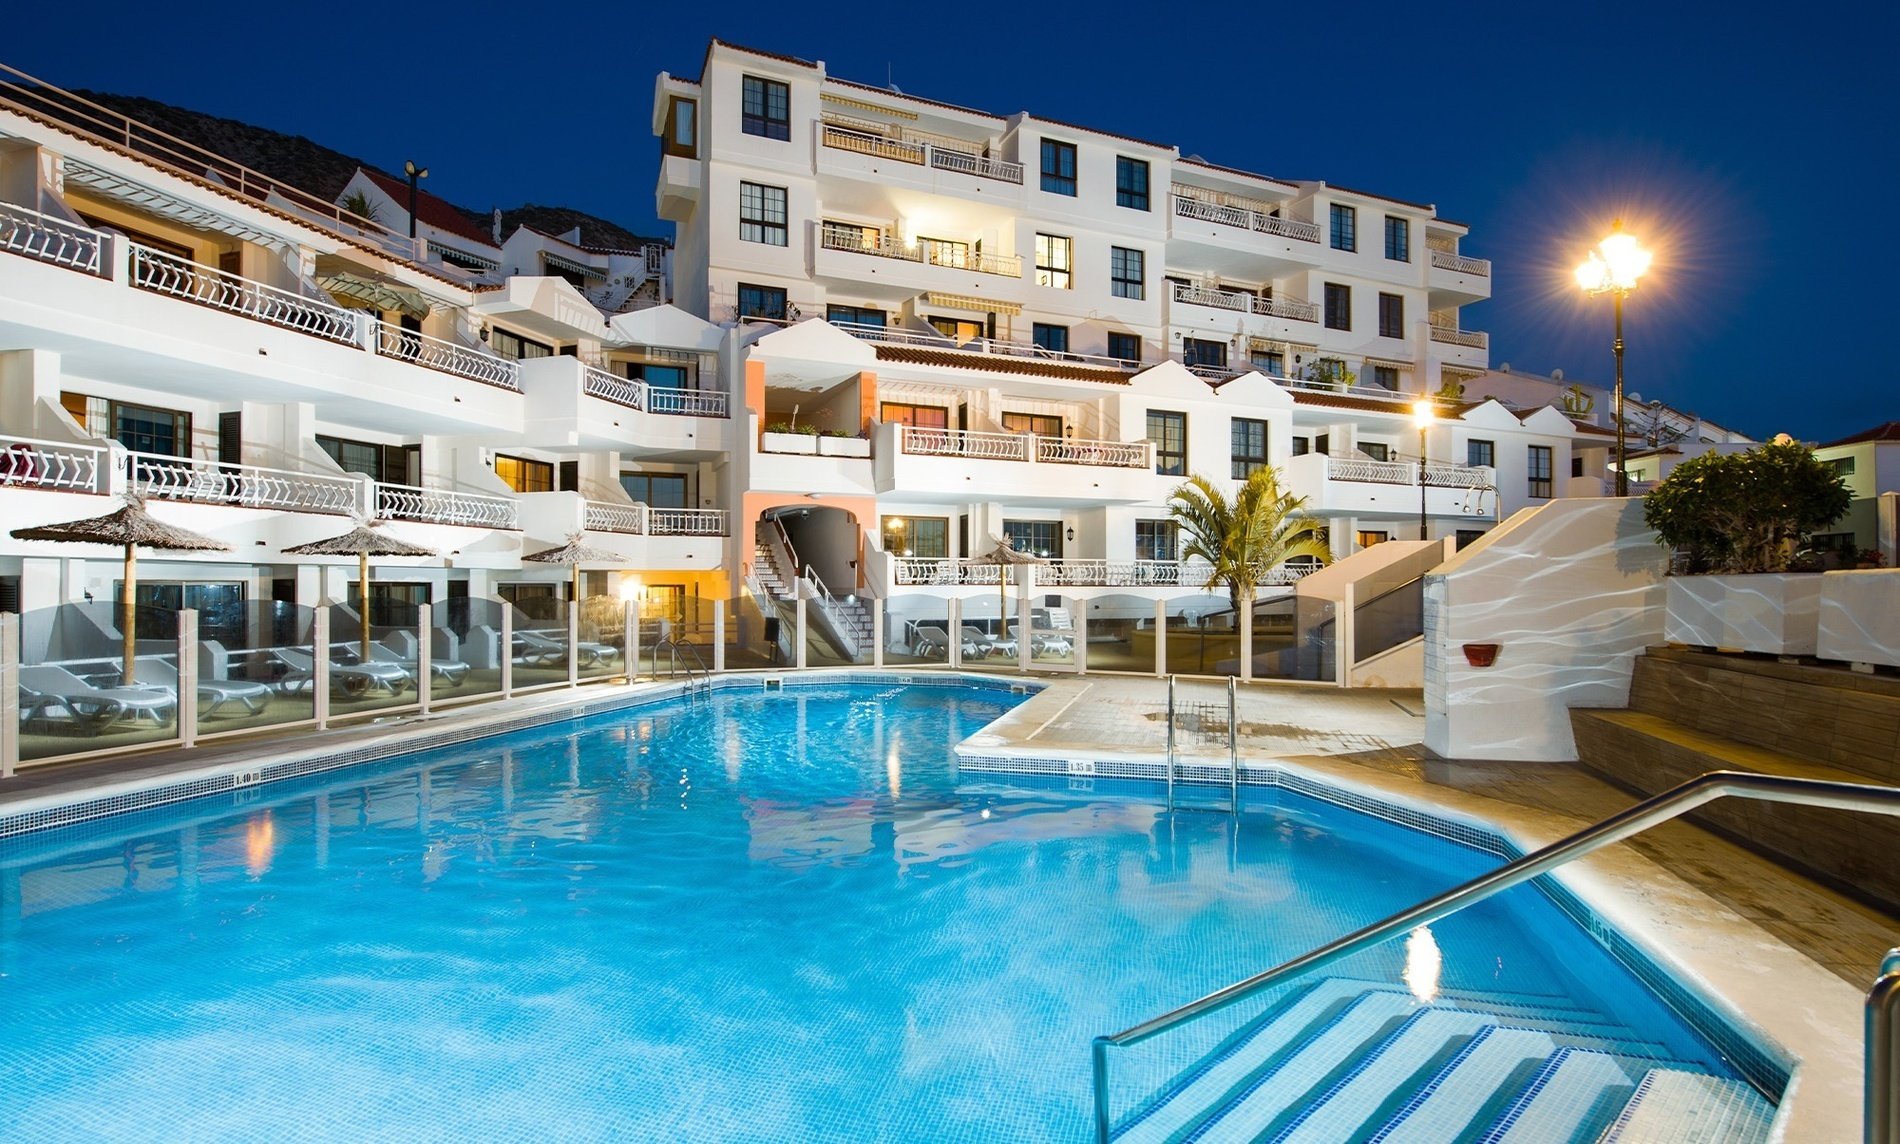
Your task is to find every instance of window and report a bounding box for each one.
[1107,332,1141,365]
[490,328,552,361]
[1385,216,1409,261]
[663,96,698,158]
[920,236,969,268]
[1370,365,1399,390]
[495,454,553,493]
[879,402,949,428]
[1110,246,1145,299]
[1356,530,1390,548]
[62,392,193,457]
[882,515,948,558]
[1292,436,1310,456]
[1147,410,1187,476]
[1034,234,1072,288]
[1135,519,1177,561]
[1251,349,1286,376]
[1330,203,1357,251]
[1826,456,1857,476]
[620,360,691,389]
[927,316,983,342]
[1456,529,1486,550]
[1116,156,1150,210]
[821,219,880,251]
[1003,519,1063,558]
[1002,412,1063,436]
[1183,338,1227,373]
[1231,418,1269,479]
[1032,323,1069,353]
[1040,139,1077,195]
[1571,455,1585,478]
[1360,443,1390,462]
[826,304,887,328]
[1528,445,1554,498]
[739,182,788,246]
[741,75,790,140]
[347,581,430,629]
[1323,283,1351,330]
[737,282,788,320]
[620,471,689,508]
[1378,293,1404,338]
[318,434,417,485]
[1467,439,1495,468]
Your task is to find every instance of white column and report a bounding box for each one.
[1075,605,1088,675]
[0,613,18,777]
[1336,580,1355,687]
[1239,597,1254,684]
[713,598,726,673]
[947,597,962,670]
[1154,599,1167,678]
[416,603,432,714]
[499,605,514,698]
[312,608,331,729]
[872,604,884,669]
[567,602,580,687]
[794,599,808,670]
[623,601,638,681]
[177,609,198,748]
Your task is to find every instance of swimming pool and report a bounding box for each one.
[0,680,1773,1141]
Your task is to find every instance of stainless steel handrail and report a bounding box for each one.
[1870,948,1900,1143]
[1092,770,1900,1143]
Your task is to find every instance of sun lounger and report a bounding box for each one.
[136,658,274,717]
[911,624,954,657]
[17,664,177,726]
[272,648,412,696]
[369,641,470,686]
[19,684,127,735]
[514,629,619,667]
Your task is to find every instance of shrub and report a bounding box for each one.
[1642,440,1851,573]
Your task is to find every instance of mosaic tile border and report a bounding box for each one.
[955,750,1792,1098]
[0,671,1040,842]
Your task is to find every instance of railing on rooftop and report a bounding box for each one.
[1429,324,1489,349]
[898,426,1152,469]
[374,322,521,391]
[374,482,518,529]
[0,433,107,493]
[129,244,361,345]
[129,452,360,514]
[1171,193,1321,243]
[1430,248,1491,277]
[0,61,422,261]
[0,201,106,275]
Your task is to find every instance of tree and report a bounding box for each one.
[1642,439,1851,573]
[339,189,381,225]
[1168,466,1333,613]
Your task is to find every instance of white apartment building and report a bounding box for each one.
[653,39,1594,627]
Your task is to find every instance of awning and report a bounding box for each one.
[821,91,918,120]
[428,239,499,271]
[64,160,287,249]
[1440,365,1487,379]
[1362,356,1413,370]
[541,251,607,280]
[316,271,432,318]
[924,291,1021,316]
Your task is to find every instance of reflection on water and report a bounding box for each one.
[1404,925,1442,1003]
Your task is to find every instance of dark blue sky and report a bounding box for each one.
[14,1,1895,443]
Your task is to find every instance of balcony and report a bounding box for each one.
[1429,249,1490,277]
[581,363,728,417]
[818,224,1022,278]
[129,244,360,346]
[1284,451,1496,518]
[820,117,1024,185]
[374,482,518,529]
[1426,242,1492,305]
[1428,322,1489,369]
[888,556,1315,589]
[1166,192,1324,279]
[130,452,362,515]
[0,433,107,493]
[1172,195,1320,243]
[1428,325,1487,349]
[0,201,106,275]
[582,500,729,536]
[1170,282,1319,322]
[927,147,1024,184]
[876,423,1159,505]
[375,323,521,391]
[833,322,1138,375]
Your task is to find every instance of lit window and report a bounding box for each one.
[1034,234,1072,289]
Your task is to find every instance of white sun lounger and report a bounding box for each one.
[273,648,412,696]
[18,664,177,726]
[136,658,274,717]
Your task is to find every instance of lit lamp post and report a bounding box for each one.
[1574,221,1653,496]
[1412,398,1433,540]
[403,159,429,240]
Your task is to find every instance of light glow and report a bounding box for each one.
[1575,222,1652,294]
[1412,399,1435,430]
[1403,925,1442,1003]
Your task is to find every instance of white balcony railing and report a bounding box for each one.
[583,500,645,534]
[129,452,360,514]
[900,427,1151,469]
[1170,283,1321,323]
[890,557,1317,588]
[1172,282,1248,311]
[1430,249,1491,277]
[0,201,106,275]
[829,322,955,348]
[924,245,1022,277]
[649,508,728,536]
[960,337,1142,371]
[820,223,922,262]
[128,244,361,345]
[1325,455,1495,489]
[1428,325,1489,349]
[820,123,927,164]
[0,433,106,492]
[1255,296,1320,322]
[375,323,521,391]
[928,147,1024,184]
[1171,194,1322,244]
[890,558,1004,586]
[374,482,518,528]
[1420,462,1493,489]
[581,363,728,417]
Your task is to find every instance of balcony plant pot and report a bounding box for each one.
[1664,573,1825,656]
[762,431,817,455]
[1461,642,1500,668]
[817,435,871,458]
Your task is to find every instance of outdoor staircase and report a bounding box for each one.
[753,539,794,599]
[1111,976,1774,1143]
[751,538,873,659]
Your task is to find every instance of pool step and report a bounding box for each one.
[1109,976,1774,1144]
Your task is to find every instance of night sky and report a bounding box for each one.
[11,1,1894,443]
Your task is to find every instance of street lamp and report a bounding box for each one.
[1574,221,1652,496]
[1412,398,1434,540]
[402,159,429,240]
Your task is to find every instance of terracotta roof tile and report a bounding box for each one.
[1290,390,1424,414]
[873,345,1132,384]
[1820,421,1900,448]
[361,168,497,250]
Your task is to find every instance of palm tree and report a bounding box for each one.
[339,189,381,225]
[1168,466,1332,615]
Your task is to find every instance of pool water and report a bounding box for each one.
[0,682,1743,1141]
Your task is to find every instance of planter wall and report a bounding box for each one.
[1664,573,1824,656]
[817,436,870,457]
[1817,569,1900,668]
[761,432,817,455]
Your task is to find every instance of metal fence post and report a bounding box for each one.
[416,603,432,715]
[1154,599,1168,678]
[567,599,580,688]
[499,604,514,698]
[1240,596,1254,684]
[795,599,808,670]
[713,598,726,673]
[872,602,884,669]
[312,608,330,729]
[948,597,962,670]
[177,608,198,748]
[0,613,18,778]
[623,601,637,682]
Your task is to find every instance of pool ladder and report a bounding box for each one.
[1163,675,1239,815]
[654,636,711,692]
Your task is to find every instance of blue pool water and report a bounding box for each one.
[0,682,1746,1141]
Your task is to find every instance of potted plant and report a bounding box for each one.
[1645,438,1851,655]
[817,428,870,457]
[1304,358,1356,393]
[762,421,819,454]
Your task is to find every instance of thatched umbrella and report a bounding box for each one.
[521,534,620,603]
[284,523,436,660]
[12,498,230,685]
[976,536,1047,640]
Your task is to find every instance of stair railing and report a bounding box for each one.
[1091,770,1900,1142]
